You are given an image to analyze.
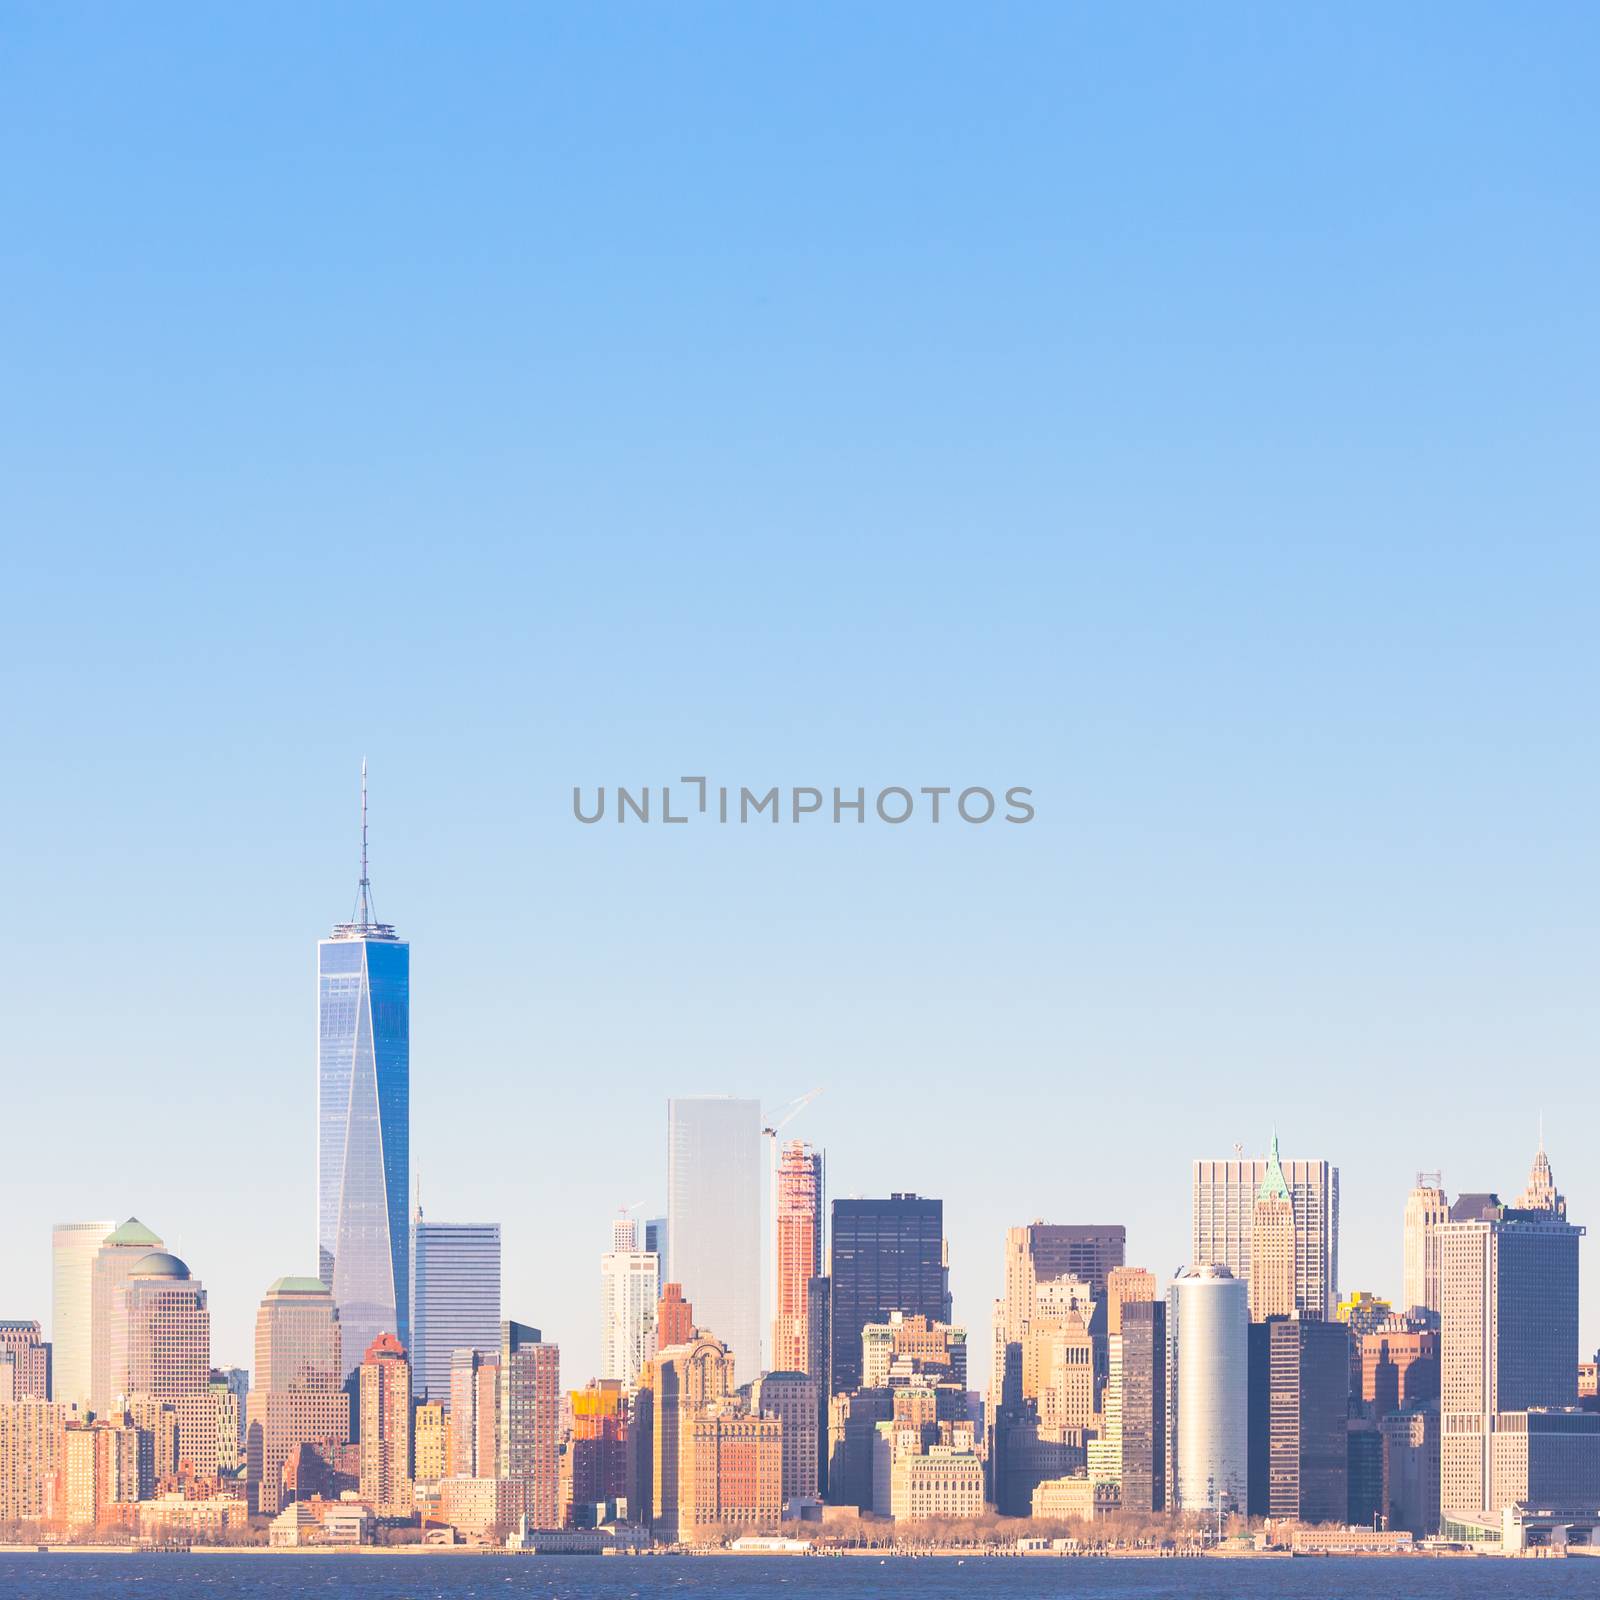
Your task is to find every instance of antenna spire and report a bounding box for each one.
[358,757,372,926]
[331,758,398,941]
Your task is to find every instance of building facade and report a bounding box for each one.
[318,776,410,1377]
[499,1321,560,1528]
[1248,1137,1298,1322]
[1439,1150,1584,1515]
[0,1324,50,1403]
[1118,1299,1167,1513]
[751,1370,820,1504]
[357,1332,413,1514]
[50,1222,114,1417]
[1193,1144,1339,1319]
[245,1276,349,1515]
[667,1097,762,1385]
[409,1216,500,1403]
[447,1347,499,1477]
[1248,1315,1347,1522]
[89,1218,165,1416]
[124,1252,216,1479]
[1167,1265,1248,1514]
[830,1195,949,1395]
[1402,1173,1449,1315]
[772,1140,823,1376]
[600,1239,659,1389]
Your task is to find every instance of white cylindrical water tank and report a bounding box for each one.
[1167,1263,1248,1514]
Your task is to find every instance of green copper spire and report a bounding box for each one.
[1257,1129,1291,1202]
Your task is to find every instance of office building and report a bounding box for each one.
[642,1331,735,1537]
[318,767,410,1376]
[751,1370,820,1504]
[1119,1299,1167,1513]
[1439,1143,1583,1515]
[667,1097,761,1384]
[772,1140,823,1376]
[124,1251,216,1478]
[50,1221,114,1417]
[89,1218,165,1415]
[357,1332,413,1514]
[1167,1265,1248,1514]
[245,1276,349,1515]
[1402,1173,1449,1314]
[447,1348,498,1477]
[409,1215,500,1402]
[1248,1136,1297,1322]
[600,1229,659,1390]
[1381,1406,1440,1537]
[1247,1315,1347,1521]
[0,1324,50,1402]
[830,1194,949,1394]
[1193,1142,1339,1318]
[679,1404,783,1543]
[499,1321,559,1528]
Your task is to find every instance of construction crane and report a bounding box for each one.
[762,1087,824,1142]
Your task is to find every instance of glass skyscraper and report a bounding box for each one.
[318,767,410,1380]
[410,1216,501,1401]
[667,1097,761,1386]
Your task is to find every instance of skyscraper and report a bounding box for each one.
[1402,1173,1449,1315]
[1247,1314,1348,1521]
[447,1347,499,1477]
[1439,1144,1584,1515]
[124,1251,216,1478]
[499,1321,560,1528]
[772,1141,823,1376]
[358,1332,413,1514]
[245,1276,348,1515]
[50,1221,113,1415]
[1119,1299,1167,1513]
[318,765,410,1377]
[1193,1141,1339,1318]
[1167,1265,1249,1514]
[1248,1136,1297,1322]
[600,1224,659,1390]
[656,1283,693,1352]
[666,1097,761,1384]
[409,1213,500,1402]
[829,1194,949,1395]
[89,1218,165,1416]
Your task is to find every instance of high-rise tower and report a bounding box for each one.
[1402,1173,1449,1315]
[1248,1134,1297,1322]
[772,1141,823,1376]
[1193,1138,1338,1318]
[666,1098,761,1385]
[318,762,411,1377]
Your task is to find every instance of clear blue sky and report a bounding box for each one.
[2,3,1597,1379]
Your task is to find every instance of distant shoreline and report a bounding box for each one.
[0,1544,1509,1561]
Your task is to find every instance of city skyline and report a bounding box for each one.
[5,812,1589,1385]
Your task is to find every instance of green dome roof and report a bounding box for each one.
[131,1251,190,1279]
[267,1276,331,1296]
[105,1218,163,1248]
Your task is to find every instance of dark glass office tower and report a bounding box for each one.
[318,765,410,1379]
[1120,1299,1167,1512]
[828,1193,949,1394]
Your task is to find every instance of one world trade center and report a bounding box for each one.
[318,762,410,1378]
